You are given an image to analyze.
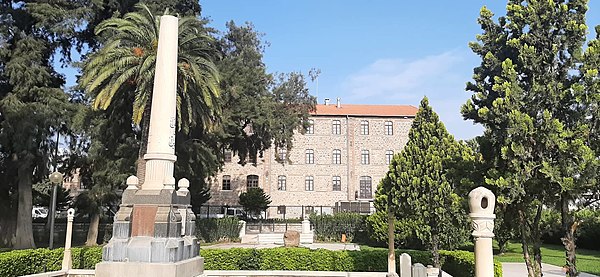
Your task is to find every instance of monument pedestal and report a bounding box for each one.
[96,181,202,277]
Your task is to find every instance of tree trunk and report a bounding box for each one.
[387,208,396,274]
[498,238,509,255]
[431,233,441,270]
[14,162,36,249]
[136,99,152,187]
[560,193,578,277]
[519,208,542,277]
[0,210,16,248]
[85,212,100,246]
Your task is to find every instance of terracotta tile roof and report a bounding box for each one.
[311,104,418,117]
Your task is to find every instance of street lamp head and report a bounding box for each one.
[49,172,63,184]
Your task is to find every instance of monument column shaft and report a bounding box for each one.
[144,15,178,190]
[474,237,494,277]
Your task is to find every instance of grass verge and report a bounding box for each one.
[494,242,600,276]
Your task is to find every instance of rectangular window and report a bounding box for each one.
[222,175,231,190]
[359,176,372,199]
[332,120,341,135]
[386,150,394,165]
[307,119,314,134]
[247,175,259,189]
[305,176,314,191]
[385,121,393,135]
[277,175,286,191]
[360,120,369,135]
[277,148,287,161]
[332,176,341,191]
[277,205,286,214]
[361,150,370,165]
[305,149,314,164]
[224,150,232,163]
[332,149,341,164]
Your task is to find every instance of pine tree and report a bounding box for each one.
[462,2,599,275]
[382,97,471,269]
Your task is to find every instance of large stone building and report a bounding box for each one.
[206,100,418,218]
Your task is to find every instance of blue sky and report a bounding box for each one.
[201,1,600,140]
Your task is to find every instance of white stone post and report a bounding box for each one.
[239,220,246,238]
[468,187,496,277]
[61,208,75,271]
[143,15,178,190]
[301,219,310,234]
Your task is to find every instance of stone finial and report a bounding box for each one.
[126,175,139,190]
[468,186,495,215]
[67,208,75,219]
[468,186,496,238]
[178,178,190,192]
[164,176,176,189]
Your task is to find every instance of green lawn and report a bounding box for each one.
[494,242,600,276]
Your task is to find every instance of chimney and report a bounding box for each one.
[336,97,341,108]
[324,98,330,105]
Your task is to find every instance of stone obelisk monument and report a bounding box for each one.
[96,15,203,277]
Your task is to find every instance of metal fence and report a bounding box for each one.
[196,201,374,220]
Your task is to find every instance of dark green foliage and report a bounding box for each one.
[32,182,73,211]
[377,97,472,267]
[462,1,600,275]
[0,246,502,277]
[196,217,242,243]
[217,22,316,164]
[309,212,367,242]
[238,187,271,218]
[0,247,101,276]
[365,210,423,249]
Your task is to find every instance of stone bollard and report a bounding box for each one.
[469,187,496,277]
[239,220,246,238]
[399,253,412,277]
[412,263,426,277]
[62,208,75,270]
[301,219,310,234]
[426,265,440,277]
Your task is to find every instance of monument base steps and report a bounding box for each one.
[95,256,204,277]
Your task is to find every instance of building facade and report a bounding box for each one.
[206,102,417,218]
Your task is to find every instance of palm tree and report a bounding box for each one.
[80,4,220,184]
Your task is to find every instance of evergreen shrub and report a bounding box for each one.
[196,217,242,243]
[309,212,367,242]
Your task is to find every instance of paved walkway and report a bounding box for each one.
[502,263,598,277]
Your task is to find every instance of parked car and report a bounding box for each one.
[32,207,48,219]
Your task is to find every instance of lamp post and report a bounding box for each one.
[48,171,63,249]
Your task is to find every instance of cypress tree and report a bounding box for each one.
[383,97,471,269]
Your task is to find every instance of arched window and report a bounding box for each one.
[307,119,314,134]
[277,175,287,191]
[332,149,341,164]
[384,121,393,135]
[247,175,259,189]
[332,176,341,191]
[385,150,394,165]
[360,120,369,135]
[222,175,231,190]
[305,149,315,164]
[305,176,314,191]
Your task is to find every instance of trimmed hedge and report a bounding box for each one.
[0,247,101,277]
[202,247,502,277]
[0,246,501,277]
